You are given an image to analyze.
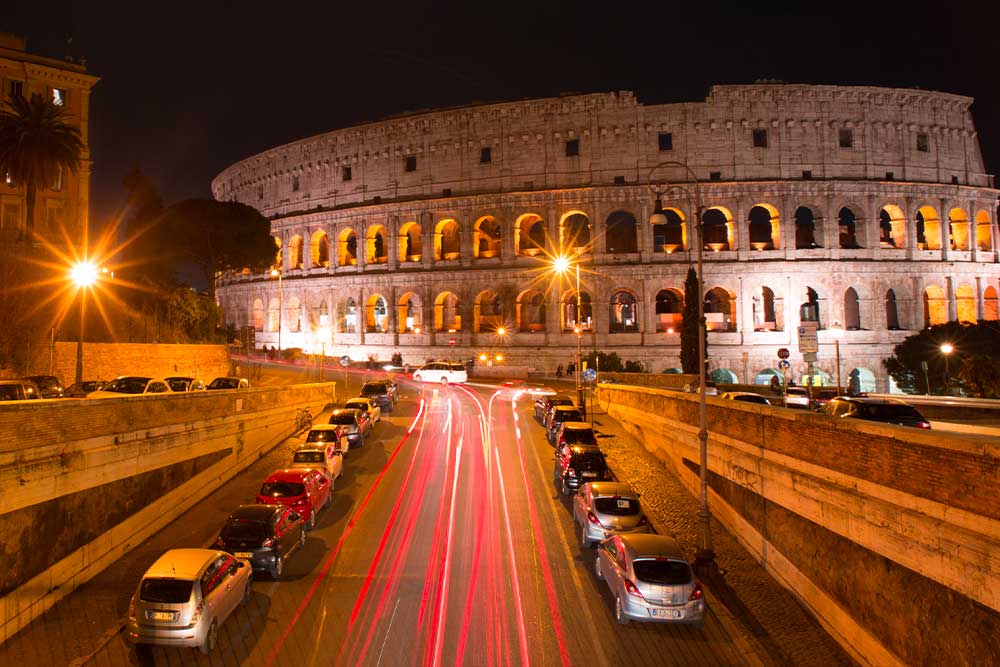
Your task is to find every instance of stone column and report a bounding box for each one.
[637,200,652,262]
[460,209,474,267]
[356,221,367,273]
[976,276,985,321]
[642,279,657,337]
[864,196,880,251]
[822,196,838,250]
[500,207,515,262]
[357,287,366,345]
[591,203,606,255]
[421,212,434,270]
[945,276,956,322]
[968,201,980,262]
[387,215,399,270]
[734,199,749,253]
[546,287,562,334]
[303,227,313,270]
[938,198,950,261]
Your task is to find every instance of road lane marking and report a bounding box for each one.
[375,598,401,667]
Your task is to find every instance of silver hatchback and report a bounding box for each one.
[573,482,650,548]
[594,534,705,626]
[126,549,252,654]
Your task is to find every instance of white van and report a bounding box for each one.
[413,361,468,384]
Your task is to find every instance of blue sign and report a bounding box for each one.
[778,359,791,371]
[583,368,597,382]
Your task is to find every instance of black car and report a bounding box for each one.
[553,444,611,495]
[818,397,931,429]
[546,405,584,443]
[23,375,63,398]
[214,504,305,579]
[63,380,105,398]
[534,394,575,423]
[360,380,398,412]
[0,380,39,401]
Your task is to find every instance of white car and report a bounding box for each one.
[783,387,811,409]
[413,361,468,384]
[291,440,344,485]
[344,397,381,423]
[88,376,174,399]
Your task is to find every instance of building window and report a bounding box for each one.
[8,80,23,99]
[480,147,492,164]
[839,128,854,148]
[613,175,626,185]
[709,171,721,181]
[916,133,930,152]
[404,156,417,172]
[565,139,579,157]
[52,88,66,106]
[802,170,812,180]
[342,166,352,181]
[292,175,300,191]
[658,132,673,151]
[885,171,894,181]
[752,128,768,148]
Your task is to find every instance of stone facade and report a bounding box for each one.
[213,85,1000,390]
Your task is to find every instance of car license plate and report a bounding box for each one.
[149,611,175,621]
[235,552,253,559]
[582,472,597,478]
[650,608,682,618]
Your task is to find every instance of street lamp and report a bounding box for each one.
[648,160,714,567]
[830,322,844,393]
[69,261,99,385]
[270,268,283,353]
[940,343,954,392]
[553,254,585,417]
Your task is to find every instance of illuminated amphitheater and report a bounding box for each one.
[213,84,1000,391]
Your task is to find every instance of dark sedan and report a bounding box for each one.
[817,397,931,429]
[361,379,398,412]
[214,504,305,579]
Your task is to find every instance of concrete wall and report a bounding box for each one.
[0,382,335,644]
[598,384,1000,666]
[18,342,231,385]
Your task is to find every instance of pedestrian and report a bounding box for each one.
[262,344,269,358]
[567,361,575,376]
[556,364,563,378]
[770,375,780,392]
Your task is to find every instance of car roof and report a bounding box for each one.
[227,504,281,522]
[262,468,315,482]
[145,548,224,580]
[553,405,581,412]
[567,444,603,455]
[294,443,331,453]
[618,533,686,559]
[345,397,371,403]
[165,376,195,381]
[835,396,908,405]
[549,395,575,402]
[587,482,637,498]
[724,391,766,397]
[561,421,592,430]
[114,375,153,382]
[308,424,340,432]
[331,408,361,416]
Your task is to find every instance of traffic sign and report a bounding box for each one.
[797,322,819,353]
[583,368,597,382]
[778,359,791,371]
[777,347,790,360]
[339,355,352,367]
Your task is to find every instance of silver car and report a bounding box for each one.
[594,534,705,626]
[126,549,252,654]
[573,482,650,548]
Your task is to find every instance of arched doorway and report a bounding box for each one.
[838,207,861,249]
[609,290,639,333]
[848,367,877,394]
[885,289,901,330]
[705,287,736,332]
[605,211,638,254]
[710,368,738,384]
[561,212,591,251]
[794,206,820,249]
[517,289,546,332]
[652,208,685,253]
[654,289,683,332]
[748,204,779,250]
[845,287,861,330]
[922,285,946,327]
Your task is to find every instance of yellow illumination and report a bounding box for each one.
[553,255,571,274]
[70,261,98,288]
[496,326,506,336]
[940,343,954,354]
[495,354,504,362]
[479,353,488,362]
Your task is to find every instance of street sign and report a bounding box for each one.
[778,359,791,370]
[777,347,790,360]
[802,352,818,363]
[583,368,597,382]
[339,355,352,367]
[797,322,819,354]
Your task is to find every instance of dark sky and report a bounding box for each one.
[4,1,998,227]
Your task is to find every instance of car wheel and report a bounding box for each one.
[561,478,571,496]
[581,524,592,549]
[305,513,314,530]
[241,580,251,607]
[615,596,629,625]
[440,376,449,385]
[272,555,283,580]
[594,555,603,580]
[199,620,218,655]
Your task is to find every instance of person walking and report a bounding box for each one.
[556,364,564,378]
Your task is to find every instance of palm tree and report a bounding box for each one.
[0,93,84,237]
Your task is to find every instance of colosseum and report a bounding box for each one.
[212,83,1000,392]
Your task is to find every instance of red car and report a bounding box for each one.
[256,469,331,530]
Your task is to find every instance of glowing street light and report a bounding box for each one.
[69,261,100,385]
[553,254,584,416]
[940,343,954,392]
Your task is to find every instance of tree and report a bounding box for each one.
[158,199,277,298]
[680,267,702,374]
[958,354,1000,398]
[0,93,83,236]
[883,321,1000,395]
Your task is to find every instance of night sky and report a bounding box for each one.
[3,1,998,228]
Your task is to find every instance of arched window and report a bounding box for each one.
[848,367,877,394]
[753,286,781,331]
[285,296,301,332]
[800,287,822,328]
[436,220,461,261]
[561,213,591,251]
[879,205,906,248]
[794,206,820,249]
[845,287,861,330]
[397,292,423,332]
[702,208,731,250]
[342,298,358,333]
[652,209,685,253]
[917,205,942,250]
[398,222,422,263]
[272,236,282,268]
[705,287,736,332]
[563,292,592,331]
[267,298,280,332]
[948,208,970,251]
[474,216,501,258]
[922,285,946,327]
[956,284,976,323]
[985,286,999,321]
[748,205,779,250]
[474,290,502,332]
[609,291,639,333]
[311,231,329,268]
[366,294,389,332]
[338,229,358,266]
[517,214,546,256]
[517,290,546,332]
[252,298,265,331]
[885,289,901,330]
[838,207,861,249]
[605,211,638,254]
[710,368,739,384]
[975,210,993,251]
[654,289,683,332]
[435,292,461,331]
[367,226,387,264]
[289,235,304,269]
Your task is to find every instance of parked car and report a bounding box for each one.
[214,504,305,579]
[594,534,705,626]
[782,386,811,409]
[360,379,398,412]
[413,361,467,384]
[554,421,598,450]
[547,405,585,443]
[125,548,251,655]
[553,443,611,495]
[534,394,575,423]
[165,376,206,392]
[88,376,173,399]
[573,482,650,548]
[23,375,63,398]
[811,388,841,408]
[291,440,344,484]
[303,424,349,456]
[63,379,105,398]
[345,396,381,424]
[206,376,249,390]
[0,379,40,401]
[817,396,931,429]
[256,468,331,529]
[328,408,372,447]
[719,391,771,405]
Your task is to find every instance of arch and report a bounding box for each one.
[801,286,823,328]
[705,286,736,332]
[397,291,423,332]
[922,285,947,327]
[702,207,734,250]
[885,289,901,330]
[956,284,977,323]
[710,368,738,384]
[654,288,683,333]
[844,287,862,329]
[474,289,502,333]
[366,225,388,264]
[285,295,302,332]
[609,290,640,333]
[838,207,862,249]
[748,203,780,250]
[878,204,906,248]
[252,298,265,331]
[516,213,547,256]
[562,290,593,331]
[984,286,999,321]
[310,230,329,268]
[272,236,283,268]
[338,228,358,266]
[289,234,304,269]
[398,221,423,263]
[434,291,461,331]
[341,297,358,333]
[365,293,389,332]
[473,216,501,259]
[318,299,329,328]
[753,285,783,331]
[848,367,877,394]
[435,219,461,261]
[267,297,280,332]
[560,211,591,252]
[605,210,638,254]
[754,368,783,385]
[975,210,993,251]
[917,205,942,250]
[652,207,685,253]
[948,208,971,251]
[794,205,821,249]
[516,289,546,332]
[801,368,832,387]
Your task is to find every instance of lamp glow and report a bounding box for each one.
[70,261,99,288]
[552,255,571,274]
[940,343,954,354]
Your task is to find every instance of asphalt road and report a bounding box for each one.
[77,371,753,666]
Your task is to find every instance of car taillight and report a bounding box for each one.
[689,582,704,601]
[261,537,275,548]
[587,511,601,526]
[623,579,645,600]
[214,537,225,548]
[917,422,931,429]
[191,600,205,622]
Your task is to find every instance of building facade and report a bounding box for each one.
[213,84,1000,391]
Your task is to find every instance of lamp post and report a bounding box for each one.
[69,261,99,386]
[270,268,283,353]
[830,322,844,393]
[553,255,585,416]
[648,160,714,567]
[940,343,954,393]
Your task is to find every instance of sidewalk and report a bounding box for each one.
[586,398,857,667]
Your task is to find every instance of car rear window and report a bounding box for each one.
[329,414,355,425]
[0,386,19,400]
[594,497,640,516]
[450,364,466,372]
[361,383,386,395]
[562,429,597,446]
[221,520,268,541]
[208,378,240,389]
[555,410,583,422]
[140,578,193,603]
[260,482,305,497]
[735,394,769,404]
[306,430,336,442]
[570,451,606,470]
[102,378,149,394]
[860,404,924,420]
[632,559,693,585]
[294,451,325,464]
